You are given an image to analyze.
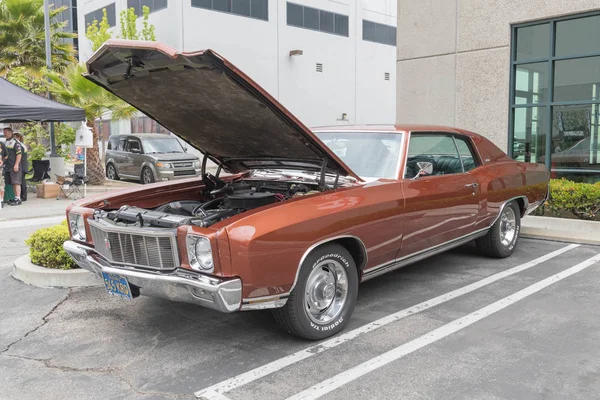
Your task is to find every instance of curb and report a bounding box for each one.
[521,216,600,246]
[12,255,103,288]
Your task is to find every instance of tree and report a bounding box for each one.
[86,5,156,52]
[0,0,77,77]
[48,63,138,185]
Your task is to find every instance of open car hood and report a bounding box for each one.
[85,40,360,180]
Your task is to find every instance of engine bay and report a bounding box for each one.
[93,174,323,229]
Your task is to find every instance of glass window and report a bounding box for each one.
[192,0,211,8]
[334,14,349,37]
[454,138,479,171]
[142,138,185,154]
[551,105,600,181]
[232,0,250,16]
[555,15,600,57]
[85,3,116,27]
[405,135,464,177]
[553,56,600,102]
[362,19,396,46]
[287,2,348,37]
[514,62,549,104]
[314,132,403,180]
[118,139,127,151]
[213,0,231,12]
[320,11,334,33]
[127,140,141,152]
[511,13,600,183]
[286,2,303,27]
[192,0,266,20]
[303,7,319,30]
[515,23,549,61]
[250,0,268,20]
[513,107,548,164]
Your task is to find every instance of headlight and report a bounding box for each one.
[187,236,214,272]
[156,162,172,169]
[193,160,201,168]
[69,213,86,241]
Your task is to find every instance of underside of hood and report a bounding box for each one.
[84,40,359,180]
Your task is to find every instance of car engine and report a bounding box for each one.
[93,176,321,229]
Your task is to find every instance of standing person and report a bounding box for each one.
[0,141,5,206]
[3,127,23,206]
[2,134,14,203]
[13,132,28,201]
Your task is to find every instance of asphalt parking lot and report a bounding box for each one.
[1,233,599,400]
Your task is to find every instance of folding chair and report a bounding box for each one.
[57,164,88,200]
[25,160,51,194]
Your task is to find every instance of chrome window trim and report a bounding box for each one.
[88,218,180,270]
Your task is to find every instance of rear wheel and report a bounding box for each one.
[106,163,119,180]
[141,167,155,184]
[476,201,521,258]
[272,244,358,340]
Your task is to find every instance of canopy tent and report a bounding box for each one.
[0,77,85,122]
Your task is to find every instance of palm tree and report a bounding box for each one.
[48,63,137,185]
[0,0,77,77]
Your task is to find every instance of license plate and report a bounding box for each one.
[101,272,132,300]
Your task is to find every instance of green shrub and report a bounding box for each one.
[26,220,77,270]
[545,179,600,221]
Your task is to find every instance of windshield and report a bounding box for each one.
[142,138,184,154]
[314,131,403,180]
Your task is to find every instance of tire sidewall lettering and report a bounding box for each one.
[306,252,350,332]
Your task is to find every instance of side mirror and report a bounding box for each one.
[411,161,433,180]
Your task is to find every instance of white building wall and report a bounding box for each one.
[77,0,396,129]
[356,1,397,124]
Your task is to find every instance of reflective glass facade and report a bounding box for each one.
[509,12,600,183]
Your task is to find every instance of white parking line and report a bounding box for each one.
[5,215,65,229]
[287,252,600,400]
[195,244,579,399]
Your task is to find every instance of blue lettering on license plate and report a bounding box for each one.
[102,272,132,300]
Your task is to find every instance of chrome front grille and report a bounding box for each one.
[89,220,179,270]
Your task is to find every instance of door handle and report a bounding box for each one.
[465,182,479,189]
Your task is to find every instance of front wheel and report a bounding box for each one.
[141,167,155,184]
[476,201,521,258]
[106,163,119,180]
[272,244,358,340]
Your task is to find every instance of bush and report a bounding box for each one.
[25,220,78,270]
[541,179,600,221]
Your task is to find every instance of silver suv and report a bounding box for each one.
[105,134,201,184]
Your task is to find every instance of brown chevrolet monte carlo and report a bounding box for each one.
[64,40,550,340]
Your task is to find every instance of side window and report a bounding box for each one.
[118,139,127,151]
[404,134,463,178]
[454,138,480,172]
[127,140,141,153]
[107,138,117,150]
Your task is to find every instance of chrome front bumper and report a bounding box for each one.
[63,241,242,313]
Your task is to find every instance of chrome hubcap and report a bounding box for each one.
[305,260,348,324]
[107,166,114,179]
[500,207,517,246]
[143,170,152,183]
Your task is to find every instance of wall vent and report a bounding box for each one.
[384,72,390,81]
[316,63,323,73]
